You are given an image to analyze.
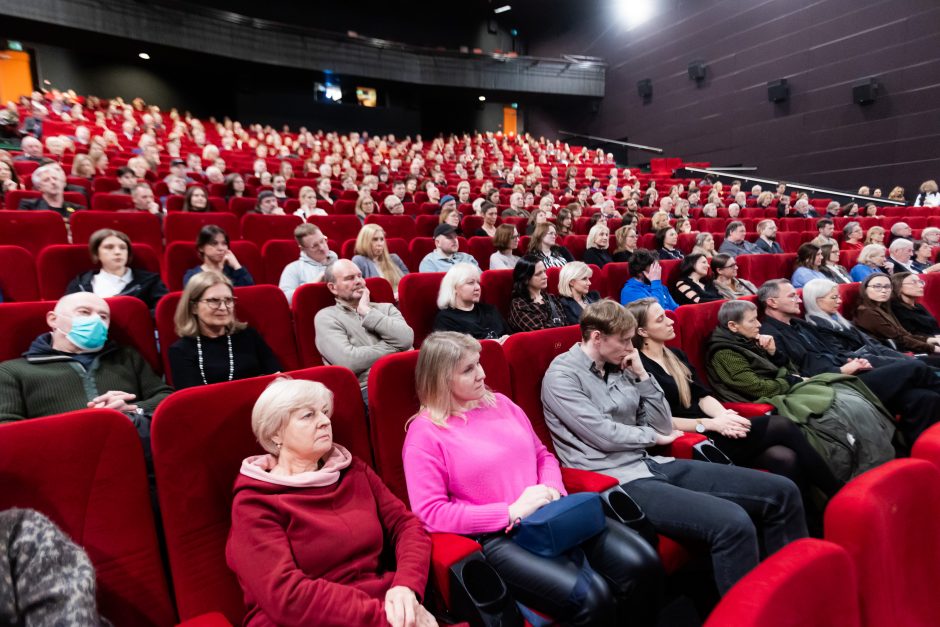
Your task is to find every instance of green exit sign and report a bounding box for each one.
[7,40,22,51]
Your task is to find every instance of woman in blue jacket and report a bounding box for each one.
[620,249,679,310]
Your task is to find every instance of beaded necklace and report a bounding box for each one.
[196,335,234,385]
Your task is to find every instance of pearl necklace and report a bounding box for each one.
[196,335,234,385]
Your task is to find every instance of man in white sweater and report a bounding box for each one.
[278,223,337,303]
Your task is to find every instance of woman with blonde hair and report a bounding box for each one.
[403,332,662,626]
[354,193,376,224]
[887,186,906,202]
[351,224,409,296]
[864,225,885,246]
[690,232,716,259]
[294,185,327,220]
[557,261,601,324]
[228,377,434,626]
[650,211,670,232]
[433,263,509,341]
[915,180,940,207]
[70,154,95,179]
[612,225,638,262]
[169,271,279,389]
[850,243,891,282]
[583,223,613,267]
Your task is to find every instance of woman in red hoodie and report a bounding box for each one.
[226,377,435,627]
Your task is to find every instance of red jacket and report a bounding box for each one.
[226,457,431,626]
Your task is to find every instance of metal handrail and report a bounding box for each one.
[557,131,664,154]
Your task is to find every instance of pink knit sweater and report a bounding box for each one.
[403,393,566,535]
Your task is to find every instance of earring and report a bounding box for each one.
[275,442,282,450]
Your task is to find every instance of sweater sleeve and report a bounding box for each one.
[0,363,26,422]
[278,262,302,304]
[362,305,414,351]
[361,464,431,597]
[227,494,390,627]
[229,265,254,287]
[315,309,396,376]
[709,349,791,400]
[128,347,173,414]
[855,306,933,353]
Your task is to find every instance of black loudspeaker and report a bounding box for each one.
[637,78,652,99]
[768,78,789,103]
[853,78,880,105]
[448,553,523,626]
[687,61,707,82]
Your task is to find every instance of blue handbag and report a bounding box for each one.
[510,492,606,557]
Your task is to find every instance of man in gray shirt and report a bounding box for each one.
[718,221,765,258]
[418,224,479,272]
[541,300,806,594]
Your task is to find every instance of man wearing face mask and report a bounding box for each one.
[0,293,172,444]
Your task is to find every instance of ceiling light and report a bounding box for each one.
[494,5,512,14]
[478,96,487,101]
[138,52,150,60]
[615,0,654,29]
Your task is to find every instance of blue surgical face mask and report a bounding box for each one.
[63,314,109,351]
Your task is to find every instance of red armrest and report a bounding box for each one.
[560,466,619,493]
[664,432,706,459]
[722,402,774,417]
[430,532,483,606]
[176,612,233,627]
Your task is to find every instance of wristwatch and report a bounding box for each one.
[695,419,707,434]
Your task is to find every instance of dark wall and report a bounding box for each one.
[527,0,940,196]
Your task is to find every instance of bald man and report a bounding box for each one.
[0,293,171,433]
[14,135,53,164]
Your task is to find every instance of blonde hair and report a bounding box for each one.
[614,225,637,253]
[437,263,482,309]
[558,262,592,298]
[864,226,885,245]
[586,223,609,249]
[625,298,692,408]
[651,211,671,231]
[71,154,94,177]
[412,332,495,427]
[920,180,938,194]
[174,270,247,337]
[251,377,334,455]
[353,224,404,292]
[857,244,886,266]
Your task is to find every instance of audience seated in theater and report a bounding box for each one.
[0,292,170,450]
[711,253,757,300]
[850,244,891,282]
[541,300,806,595]
[315,260,413,400]
[433,264,509,341]
[418,224,478,272]
[525,207,550,235]
[352,224,409,299]
[355,193,376,224]
[814,243,850,284]
[251,190,286,216]
[557,261,601,325]
[626,298,842,504]
[508,254,567,333]
[181,185,210,212]
[114,167,138,195]
[670,253,723,306]
[294,186,327,220]
[18,164,85,219]
[403,331,663,624]
[705,299,895,480]
[891,238,939,274]
[583,223,613,268]
[226,378,433,627]
[269,175,288,201]
[169,271,280,389]
[528,223,572,269]
[183,225,254,288]
[620,249,678,311]
[65,229,167,311]
[0,159,21,198]
[841,222,864,251]
[489,224,521,270]
[891,272,940,339]
[791,199,817,218]
[655,227,683,261]
[754,220,783,254]
[612,226,638,263]
[853,272,940,357]
[914,180,940,207]
[474,201,499,237]
[279,223,337,304]
[555,207,574,237]
[890,221,913,242]
[718,221,763,258]
[790,243,827,289]
[921,227,940,249]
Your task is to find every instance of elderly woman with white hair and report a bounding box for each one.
[850,244,892,282]
[433,263,509,341]
[557,261,601,325]
[583,223,613,268]
[227,377,435,627]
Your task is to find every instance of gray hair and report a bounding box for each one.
[436,263,482,309]
[717,300,757,327]
[756,278,791,309]
[857,244,886,266]
[586,223,609,249]
[888,238,913,254]
[251,377,334,455]
[801,278,851,327]
[383,194,400,210]
[31,163,65,187]
[890,222,909,235]
[842,221,861,238]
[558,262,593,298]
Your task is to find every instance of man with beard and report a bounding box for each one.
[754,220,783,253]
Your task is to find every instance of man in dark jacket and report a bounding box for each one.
[17,164,85,219]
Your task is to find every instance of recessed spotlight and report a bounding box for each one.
[478,95,487,102]
[494,4,512,13]
[138,52,150,60]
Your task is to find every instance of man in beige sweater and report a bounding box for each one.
[315,260,413,401]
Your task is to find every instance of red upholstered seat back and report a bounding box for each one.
[37,243,161,300]
[604,261,630,300]
[397,272,446,348]
[164,212,242,243]
[825,459,940,627]
[0,409,176,627]
[0,296,161,373]
[414,214,439,237]
[674,299,731,382]
[90,193,134,211]
[70,210,164,253]
[239,213,303,247]
[260,239,300,285]
[468,236,496,269]
[704,539,860,627]
[479,268,514,318]
[735,253,797,288]
[155,285,299,384]
[837,282,861,320]
[364,214,417,240]
[152,366,371,624]
[0,245,39,301]
[291,277,395,366]
[164,240,261,291]
[0,209,69,255]
[922,273,940,319]
[367,340,510,504]
[503,325,583,451]
[227,197,257,216]
[308,214,362,244]
[912,422,940,470]
[776,231,803,252]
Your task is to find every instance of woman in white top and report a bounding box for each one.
[489,224,520,270]
[294,185,327,220]
[915,180,940,207]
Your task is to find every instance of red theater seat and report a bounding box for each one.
[164,240,262,291]
[227,196,257,216]
[291,278,395,366]
[735,253,797,288]
[704,539,860,627]
[240,213,303,247]
[837,282,861,320]
[90,192,134,211]
[775,231,803,252]
[0,410,177,627]
[260,239,300,286]
[70,210,164,253]
[415,214,440,237]
[155,285,299,385]
[37,243,161,300]
[468,236,496,269]
[479,268,514,319]
[309,214,362,244]
[365,214,417,240]
[152,367,371,624]
[397,272,445,347]
[912,422,940,470]
[0,210,68,255]
[0,245,39,302]
[604,262,630,300]
[165,195,227,213]
[164,212,242,243]
[825,459,940,627]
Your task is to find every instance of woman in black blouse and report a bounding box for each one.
[557,261,601,325]
[168,271,281,389]
[655,227,684,261]
[583,223,613,268]
[625,298,842,501]
[670,254,723,306]
[433,263,510,341]
[891,271,940,338]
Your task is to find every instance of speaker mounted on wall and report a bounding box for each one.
[767,79,789,103]
[853,78,880,105]
[637,78,652,100]
[687,61,707,82]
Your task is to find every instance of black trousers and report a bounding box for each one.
[479,519,663,626]
[857,360,940,443]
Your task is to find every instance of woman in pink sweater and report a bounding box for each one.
[226,378,435,627]
[403,332,662,626]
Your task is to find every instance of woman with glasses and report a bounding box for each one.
[711,253,756,299]
[819,243,853,284]
[854,273,940,356]
[612,225,639,262]
[169,271,280,389]
[489,224,521,269]
[891,271,940,339]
